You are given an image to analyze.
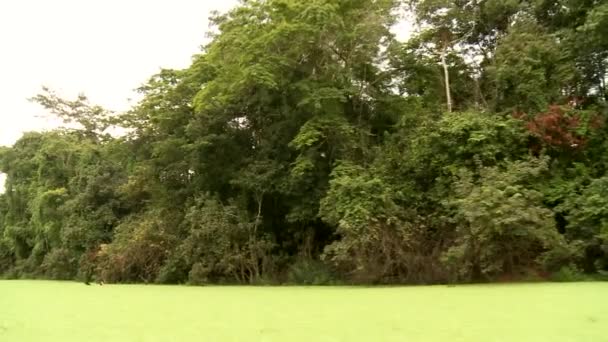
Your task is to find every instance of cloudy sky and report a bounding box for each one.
[0,0,237,147]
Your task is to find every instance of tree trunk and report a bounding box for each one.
[440,44,453,113]
[600,59,607,101]
[249,193,263,283]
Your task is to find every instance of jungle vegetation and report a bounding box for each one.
[1,0,607,285]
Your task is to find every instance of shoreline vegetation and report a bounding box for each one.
[0,0,607,286]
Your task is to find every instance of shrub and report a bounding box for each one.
[41,248,77,280]
[188,262,211,285]
[0,238,14,274]
[96,210,180,283]
[287,259,336,285]
[177,197,275,284]
[156,256,190,284]
[320,162,450,284]
[444,158,567,281]
[557,176,608,272]
[551,265,587,282]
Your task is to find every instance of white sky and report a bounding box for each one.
[0,0,237,147]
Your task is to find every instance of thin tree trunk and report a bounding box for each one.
[474,76,488,110]
[441,44,453,113]
[249,193,263,283]
[600,58,607,101]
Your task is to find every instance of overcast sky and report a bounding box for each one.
[0,0,237,147]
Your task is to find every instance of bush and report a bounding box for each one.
[595,270,608,281]
[551,265,587,282]
[0,238,14,274]
[178,197,276,284]
[444,158,567,281]
[287,259,336,285]
[557,177,608,273]
[539,241,583,273]
[7,257,41,279]
[96,210,179,283]
[2,267,20,280]
[41,248,77,280]
[188,262,211,285]
[156,256,190,284]
[319,162,418,283]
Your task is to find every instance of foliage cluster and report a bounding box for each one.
[1,0,607,284]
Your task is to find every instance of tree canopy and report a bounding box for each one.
[1,0,606,284]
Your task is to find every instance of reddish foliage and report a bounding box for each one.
[513,105,604,151]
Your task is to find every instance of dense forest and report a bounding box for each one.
[0,0,606,285]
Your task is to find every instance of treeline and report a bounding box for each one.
[0,0,607,285]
